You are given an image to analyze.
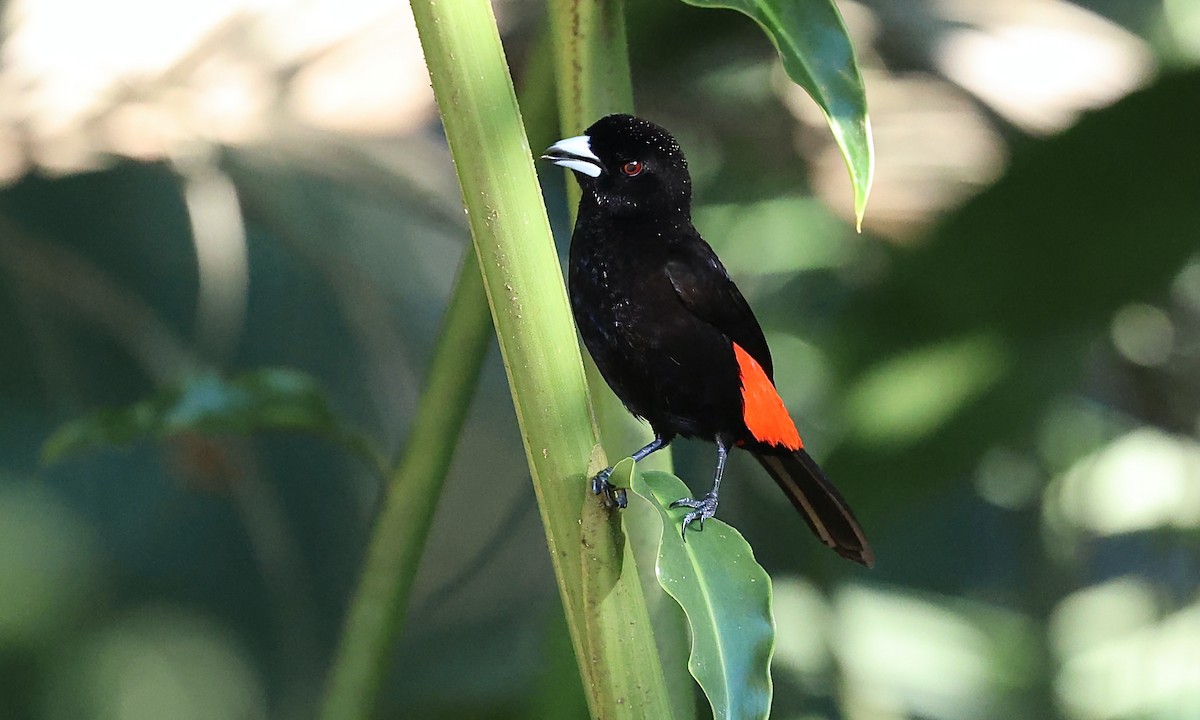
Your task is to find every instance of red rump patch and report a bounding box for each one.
[733,343,803,450]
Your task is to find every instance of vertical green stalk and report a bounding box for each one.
[408,0,671,717]
[545,3,694,717]
[319,251,492,720]
[544,0,673,476]
[547,0,634,144]
[318,27,558,720]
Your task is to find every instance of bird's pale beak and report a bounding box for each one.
[541,135,603,178]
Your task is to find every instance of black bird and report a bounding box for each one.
[543,114,873,567]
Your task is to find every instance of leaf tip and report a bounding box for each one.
[852,116,875,232]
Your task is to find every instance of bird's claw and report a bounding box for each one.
[591,467,628,509]
[670,493,718,538]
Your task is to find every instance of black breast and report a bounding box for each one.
[568,225,744,440]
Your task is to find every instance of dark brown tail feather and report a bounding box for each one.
[753,449,874,567]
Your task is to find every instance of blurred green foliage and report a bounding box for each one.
[2,1,1199,719]
[43,368,379,469]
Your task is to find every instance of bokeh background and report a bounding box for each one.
[1,0,1198,718]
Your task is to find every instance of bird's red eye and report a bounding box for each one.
[621,160,643,177]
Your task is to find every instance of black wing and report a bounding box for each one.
[662,233,774,379]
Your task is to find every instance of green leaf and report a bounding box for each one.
[43,368,378,467]
[623,461,775,720]
[42,398,167,464]
[679,0,874,226]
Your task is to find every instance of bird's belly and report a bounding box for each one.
[571,284,743,438]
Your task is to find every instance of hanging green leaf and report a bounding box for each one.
[680,0,874,226]
[618,459,775,720]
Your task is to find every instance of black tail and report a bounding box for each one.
[753,449,874,567]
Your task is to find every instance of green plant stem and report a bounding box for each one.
[546,0,633,128]
[318,30,559,720]
[544,0,673,475]
[546,0,633,121]
[408,0,671,717]
[319,250,493,720]
[545,3,694,717]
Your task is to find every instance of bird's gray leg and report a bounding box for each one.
[592,434,670,508]
[671,434,730,536]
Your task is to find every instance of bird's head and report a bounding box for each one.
[542,114,692,217]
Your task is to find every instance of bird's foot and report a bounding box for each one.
[591,467,628,509]
[670,493,719,537]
